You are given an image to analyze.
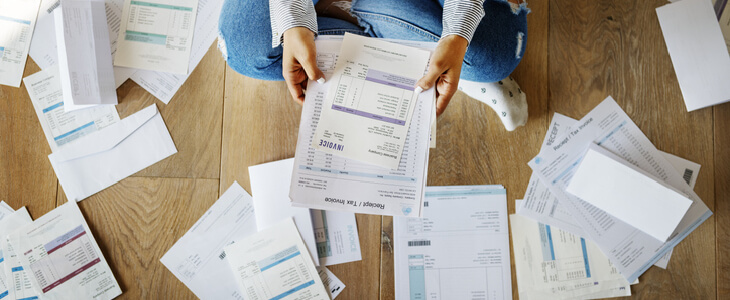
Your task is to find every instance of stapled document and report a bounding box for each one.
[55,0,118,111]
[224,218,329,300]
[49,104,177,201]
[566,144,693,241]
[0,0,41,87]
[115,0,198,74]
[161,182,256,300]
[312,33,431,169]
[8,201,122,300]
[24,66,120,152]
[657,0,730,111]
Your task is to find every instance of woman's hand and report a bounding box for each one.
[415,35,469,116]
[282,27,325,104]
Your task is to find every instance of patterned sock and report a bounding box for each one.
[458,76,528,131]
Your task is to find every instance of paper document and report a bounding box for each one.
[224,218,329,300]
[129,0,224,104]
[566,144,693,242]
[161,182,255,300]
[8,201,122,300]
[719,0,730,53]
[317,267,345,299]
[0,202,16,299]
[290,37,434,217]
[49,104,177,201]
[25,66,120,152]
[249,158,320,266]
[510,213,631,300]
[55,0,118,111]
[311,209,362,266]
[528,96,712,282]
[312,33,431,169]
[115,0,198,74]
[0,0,41,87]
[0,208,38,300]
[30,0,133,88]
[657,0,730,111]
[394,186,512,300]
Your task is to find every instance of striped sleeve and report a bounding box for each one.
[441,0,485,44]
[269,0,318,48]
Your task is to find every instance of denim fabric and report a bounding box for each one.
[218,0,527,82]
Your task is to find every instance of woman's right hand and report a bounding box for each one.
[282,27,325,104]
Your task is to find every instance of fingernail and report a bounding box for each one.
[317,78,326,84]
[414,86,423,94]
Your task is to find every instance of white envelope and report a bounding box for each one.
[249,158,320,266]
[49,104,177,201]
[566,143,693,242]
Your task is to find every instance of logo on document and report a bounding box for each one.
[534,157,542,164]
[402,207,412,215]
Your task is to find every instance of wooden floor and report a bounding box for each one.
[1,0,728,299]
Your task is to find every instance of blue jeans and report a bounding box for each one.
[218,0,528,83]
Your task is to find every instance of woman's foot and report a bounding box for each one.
[458,76,528,131]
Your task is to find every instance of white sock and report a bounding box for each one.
[458,76,528,131]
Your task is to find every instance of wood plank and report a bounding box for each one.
[548,0,715,298]
[715,102,730,299]
[58,177,219,299]
[115,44,225,179]
[0,59,58,218]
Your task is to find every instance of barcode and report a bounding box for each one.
[47,0,60,14]
[424,202,428,207]
[408,240,431,247]
[219,251,226,260]
[683,169,693,185]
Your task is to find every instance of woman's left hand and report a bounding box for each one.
[415,35,469,116]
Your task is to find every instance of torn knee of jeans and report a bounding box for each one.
[516,31,524,59]
[496,0,531,15]
[217,30,228,61]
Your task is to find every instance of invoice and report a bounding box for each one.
[0,0,41,87]
[394,186,512,300]
[313,33,431,169]
[290,37,435,217]
[115,0,198,74]
[0,208,37,300]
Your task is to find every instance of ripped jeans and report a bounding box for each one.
[217,0,528,83]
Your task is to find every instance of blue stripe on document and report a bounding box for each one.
[0,16,31,25]
[54,121,95,141]
[18,297,39,300]
[546,225,555,260]
[580,238,591,278]
[260,251,301,272]
[269,280,315,300]
[11,266,23,272]
[43,102,63,113]
[0,290,7,299]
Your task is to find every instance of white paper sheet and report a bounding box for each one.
[24,66,120,152]
[0,208,37,300]
[719,0,730,53]
[510,213,631,300]
[8,201,122,300]
[394,186,512,300]
[313,33,430,169]
[317,267,345,299]
[657,0,730,111]
[0,202,17,299]
[160,181,254,300]
[566,144,693,242]
[30,0,132,88]
[290,37,434,217]
[114,0,198,74]
[55,0,118,111]
[249,158,320,266]
[49,104,177,201]
[527,96,712,282]
[311,209,362,266]
[0,0,41,87]
[224,218,329,300]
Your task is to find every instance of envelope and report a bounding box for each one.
[566,143,693,242]
[49,104,177,201]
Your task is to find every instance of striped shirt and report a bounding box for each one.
[270,0,486,47]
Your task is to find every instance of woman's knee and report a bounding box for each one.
[460,0,529,82]
[218,0,284,80]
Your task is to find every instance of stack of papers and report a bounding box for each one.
[394,186,512,300]
[162,182,349,300]
[0,201,122,300]
[513,96,711,298]
[289,36,437,217]
[0,0,41,87]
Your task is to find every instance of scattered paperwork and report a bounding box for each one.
[0,208,38,300]
[313,33,431,169]
[49,104,177,201]
[224,218,330,300]
[394,186,512,300]
[0,0,41,87]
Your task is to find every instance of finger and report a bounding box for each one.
[435,78,458,117]
[283,72,306,104]
[416,61,446,91]
[299,53,326,83]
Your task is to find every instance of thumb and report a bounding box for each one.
[300,57,326,84]
[416,63,444,91]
